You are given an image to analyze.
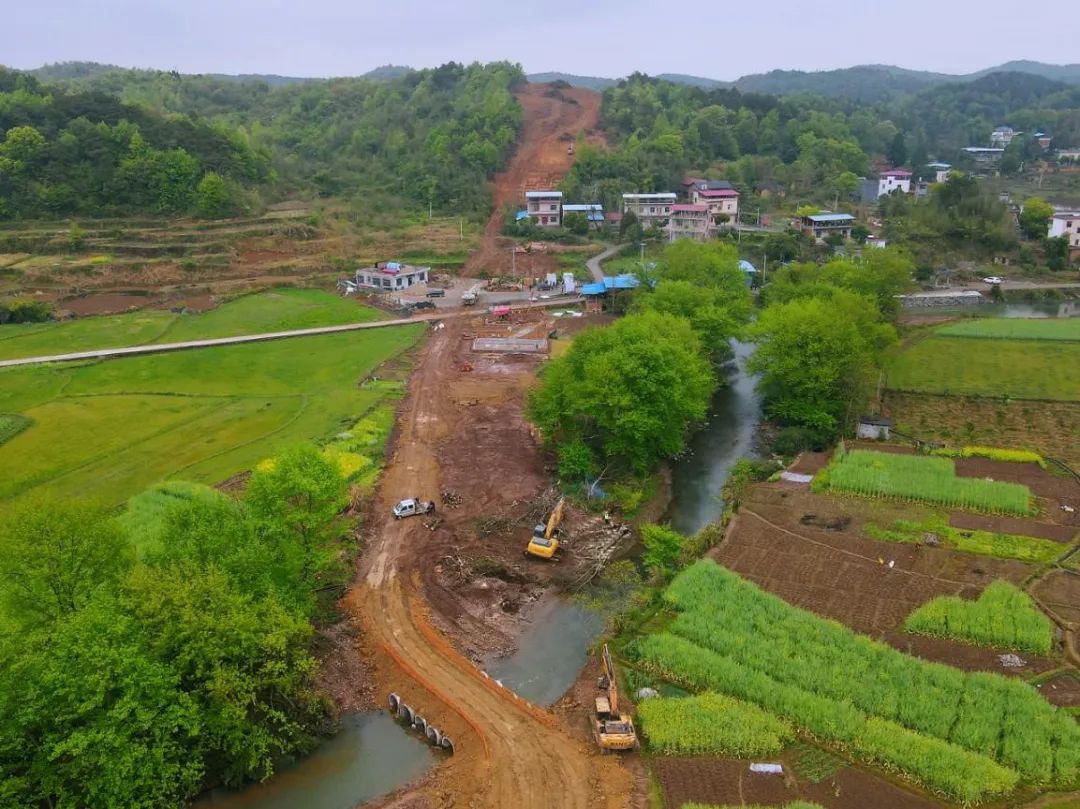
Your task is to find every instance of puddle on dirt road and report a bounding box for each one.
[193,711,434,809]
[665,340,762,536]
[481,596,605,705]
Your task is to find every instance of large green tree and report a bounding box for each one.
[528,311,715,474]
[1019,197,1055,240]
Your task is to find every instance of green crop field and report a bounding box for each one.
[633,561,1080,804]
[886,336,1080,401]
[904,581,1054,655]
[865,514,1064,565]
[637,693,793,756]
[0,323,423,506]
[937,318,1080,342]
[816,448,1034,515]
[0,288,383,361]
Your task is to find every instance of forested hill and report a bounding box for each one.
[0,62,525,219]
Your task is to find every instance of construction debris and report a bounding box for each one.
[441,490,463,509]
[999,653,1027,668]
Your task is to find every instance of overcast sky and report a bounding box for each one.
[3,1,1076,79]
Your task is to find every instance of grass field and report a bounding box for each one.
[937,318,1080,342]
[887,336,1080,401]
[637,693,793,756]
[865,514,1064,565]
[0,288,383,361]
[0,323,423,505]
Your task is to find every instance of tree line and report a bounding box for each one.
[0,444,351,808]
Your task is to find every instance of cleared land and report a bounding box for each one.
[0,323,423,505]
[0,288,382,360]
[886,336,1080,400]
[936,317,1080,341]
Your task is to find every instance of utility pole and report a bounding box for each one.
[459,217,463,240]
[511,246,516,277]
[639,241,645,269]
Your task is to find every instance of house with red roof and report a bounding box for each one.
[876,169,912,197]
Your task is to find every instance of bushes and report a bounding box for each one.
[637,693,793,756]
[816,449,1033,515]
[0,413,31,446]
[632,561,1080,802]
[904,581,1054,655]
[865,514,1063,565]
[0,296,52,324]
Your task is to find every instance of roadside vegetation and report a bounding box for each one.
[865,514,1064,564]
[637,693,793,756]
[814,447,1034,515]
[904,581,1055,654]
[629,560,1080,803]
[0,444,351,808]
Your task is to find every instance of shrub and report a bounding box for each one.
[904,581,1054,655]
[641,524,685,577]
[638,693,793,756]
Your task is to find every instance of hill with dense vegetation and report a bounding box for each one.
[0,61,525,220]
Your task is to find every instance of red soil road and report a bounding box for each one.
[465,83,604,276]
[344,317,632,809]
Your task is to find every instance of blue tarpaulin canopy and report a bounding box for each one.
[515,210,529,221]
[581,274,640,295]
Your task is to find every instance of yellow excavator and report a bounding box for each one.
[595,643,637,751]
[526,497,564,560]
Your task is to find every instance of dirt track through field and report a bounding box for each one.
[465,83,604,275]
[343,83,631,808]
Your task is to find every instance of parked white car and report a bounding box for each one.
[982,276,1004,285]
[392,498,435,519]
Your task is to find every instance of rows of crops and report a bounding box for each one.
[632,562,1080,803]
[815,449,1033,515]
[682,804,825,809]
[937,318,1080,342]
[904,581,1054,655]
[637,693,793,756]
[865,514,1064,565]
[931,445,1046,466]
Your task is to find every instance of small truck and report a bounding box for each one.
[393,498,436,520]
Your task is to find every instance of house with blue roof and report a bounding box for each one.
[799,211,855,240]
[562,203,605,230]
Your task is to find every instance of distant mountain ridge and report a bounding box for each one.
[20,60,1080,102]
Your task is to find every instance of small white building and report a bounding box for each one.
[623,192,676,229]
[927,162,952,183]
[526,191,563,227]
[857,416,893,441]
[667,204,711,241]
[990,126,1018,148]
[1048,212,1080,253]
[355,261,430,292]
[877,169,912,196]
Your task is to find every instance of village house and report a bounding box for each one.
[691,187,740,223]
[667,204,711,241]
[1049,212,1080,256]
[800,212,855,240]
[990,126,1018,148]
[623,192,677,229]
[562,203,604,229]
[1058,148,1080,163]
[877,169,912,196]
[963,147,1005,165]
[355,261,430,292]
[927,162,952,183]
[525,190,563,227]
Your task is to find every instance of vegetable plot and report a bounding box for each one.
[637,693,793,756]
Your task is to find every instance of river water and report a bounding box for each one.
[215,340,764,809]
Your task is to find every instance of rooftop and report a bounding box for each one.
[962,147,1005,153]
[671,204,708,212]
[697,188,740,198]
[623,192,677,200]
[562,204,603,212]
[806,213,855,223]
[359,261,429,276]
[1052,212,1080,219]
[882,169,912,177]
[525,190,563,198]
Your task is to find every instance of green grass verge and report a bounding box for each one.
[0,412,31,445]
[886,337,1080,401]
[0,324,423,506]
[904,581,1054,655]
[0,288,383,360]
[865,513,1064,565]
[937,318,1080,342]
[816,448,1033,515]
[637,693,793,756]
[633,561,1080,803]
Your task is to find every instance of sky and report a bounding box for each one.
[3,0,1077,80]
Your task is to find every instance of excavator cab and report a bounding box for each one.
[526,498,564,559]
[594,644,638,751]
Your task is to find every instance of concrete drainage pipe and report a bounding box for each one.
[440,736,455,754]
[388,693,401,713]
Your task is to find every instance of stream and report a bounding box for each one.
[217,340,763,809]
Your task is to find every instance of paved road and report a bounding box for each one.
[585,244,621,283]
[0,297,584,369]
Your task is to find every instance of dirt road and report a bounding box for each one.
[347,317,631,808]
[465,83,604,276]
